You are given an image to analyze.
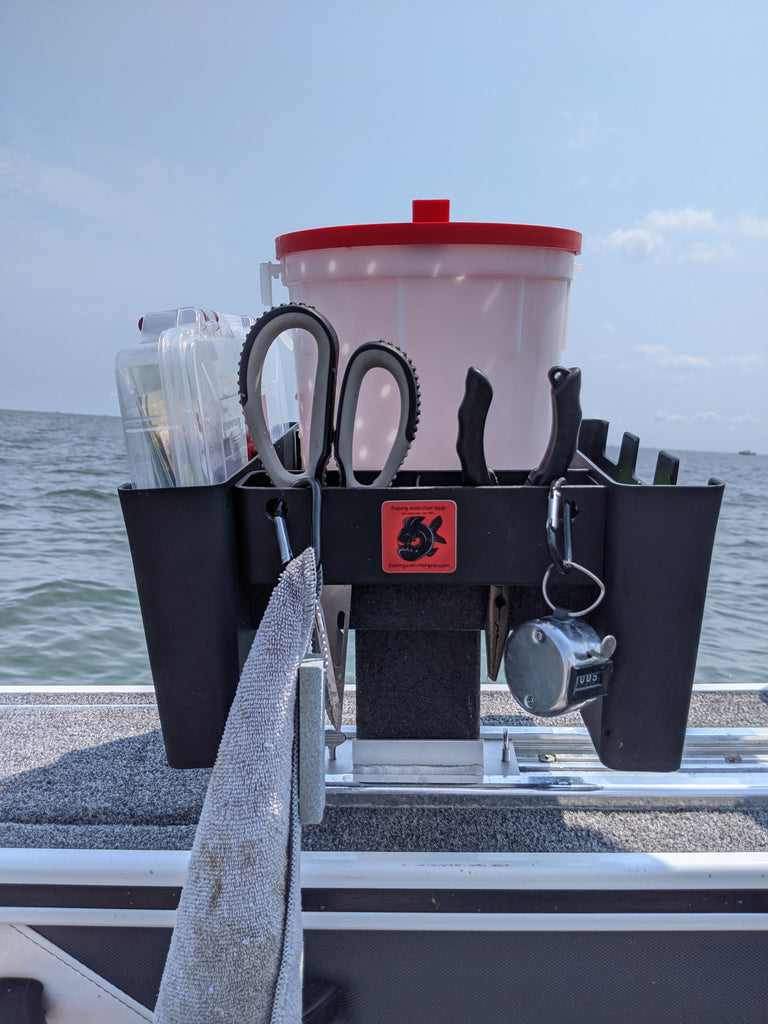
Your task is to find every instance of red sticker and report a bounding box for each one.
[381,500,457,574]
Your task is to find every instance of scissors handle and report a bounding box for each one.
[335,342,420,488]
[239,305,338,488]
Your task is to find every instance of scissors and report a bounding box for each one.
[239,304,420,729]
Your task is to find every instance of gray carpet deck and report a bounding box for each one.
[1,689,766,853]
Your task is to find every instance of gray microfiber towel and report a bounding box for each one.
[154,548,317,1024]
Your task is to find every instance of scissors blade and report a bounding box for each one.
[486,584,511,682]
[318,583,350,731]
[455,368,509,680]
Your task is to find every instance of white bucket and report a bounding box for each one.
[266,200,581,472]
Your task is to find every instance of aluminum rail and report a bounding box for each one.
[324,725,768,808]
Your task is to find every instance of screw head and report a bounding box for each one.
[532,629,544,643]
[601,634,617,659]
[523,694,536,709]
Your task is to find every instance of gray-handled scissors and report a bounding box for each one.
[239,304,420,489]
[239,304,420,730]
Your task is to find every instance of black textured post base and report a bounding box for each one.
[355,629,480,740]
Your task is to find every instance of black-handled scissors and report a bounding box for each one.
[239,304,420,490]
[239,304,420,731]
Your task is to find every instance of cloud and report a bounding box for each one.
[601,207,767,261]
[674,411,759,427]
[736,216,768,238]
[635,344,666,357]
[634,344,710,372]
[665,354,710,370]
[602,226,660,257]
[643,208,717,233]
[687,241,737,262]
[730,414,759,425]
[643,409,758,429]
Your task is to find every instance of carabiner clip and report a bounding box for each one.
[265,478,323,586]
[266,497,293,566]
[546,477,573,574]
[546,476,565,535]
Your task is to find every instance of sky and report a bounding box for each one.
[1,0,766,454]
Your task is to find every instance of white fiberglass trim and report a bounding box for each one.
[301,912,768,932]
[0,847,189,887]
[2,907,764,933]
[1,848,766,892]
[301,851,768,890]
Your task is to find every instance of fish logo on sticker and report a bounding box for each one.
[396,515,447,562]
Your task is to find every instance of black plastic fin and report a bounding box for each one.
[654,450,680,486]
[577,419,610,464]
[616,433,640,484]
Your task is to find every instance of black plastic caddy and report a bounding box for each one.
[119,419,723,772]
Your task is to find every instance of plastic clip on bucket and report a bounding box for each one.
[264,200,581,472]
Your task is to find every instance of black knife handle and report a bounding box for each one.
[527,365,582,487]
[457,367,496,486]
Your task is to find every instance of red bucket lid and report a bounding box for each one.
[276,200,582,257]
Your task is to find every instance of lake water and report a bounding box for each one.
[0,408,765,687]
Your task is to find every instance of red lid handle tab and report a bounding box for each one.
[412,199,450,223]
